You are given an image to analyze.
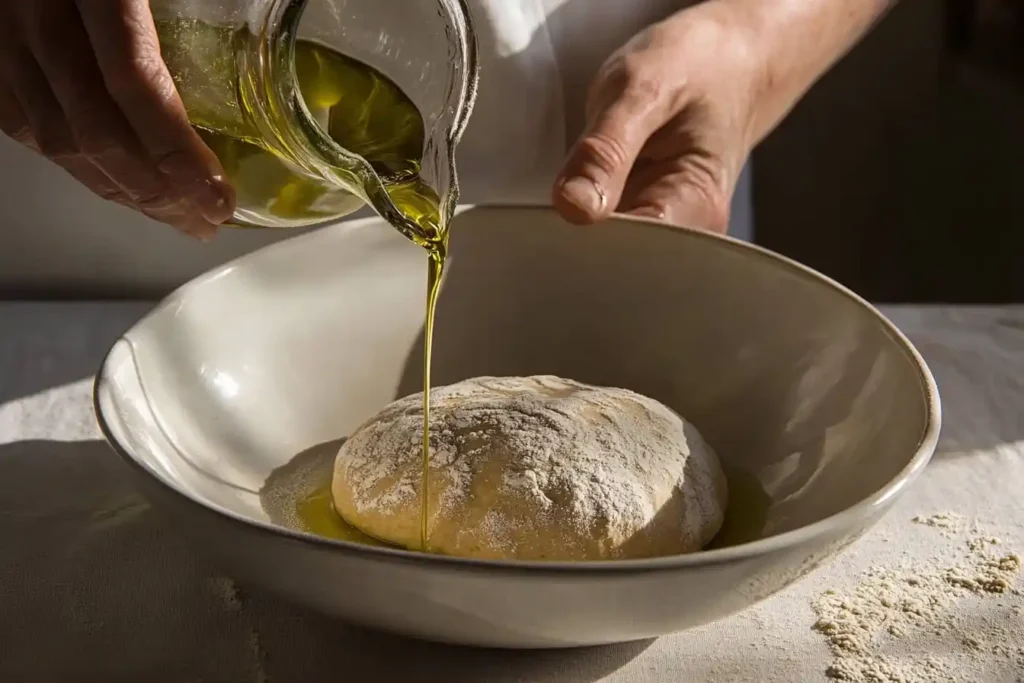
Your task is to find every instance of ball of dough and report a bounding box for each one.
[332,376,727,561]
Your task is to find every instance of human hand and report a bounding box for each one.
[0,0,234,239]
[553,1,764,234]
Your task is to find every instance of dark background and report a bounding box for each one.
[755,0,1024,303]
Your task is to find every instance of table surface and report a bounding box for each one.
[2,302,1023,683]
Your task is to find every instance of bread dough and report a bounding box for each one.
[331,376,728,561]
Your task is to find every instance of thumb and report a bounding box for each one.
[553,92,663,225]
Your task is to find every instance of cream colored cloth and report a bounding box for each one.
[1,303,1022,681]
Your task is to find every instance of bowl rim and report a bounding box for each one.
[93,205,942,575]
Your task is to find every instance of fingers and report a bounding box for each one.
[0,77,142,210]
[7,1,220,238]
[0,47,79,160]
[553,63,671,225]
[0,1,231,237]
[76,0,234,223]
[0,74,37,147]
[618,158,732,234]
[1,52,211,234]
[0,71,131,209]
[59,157,138,209]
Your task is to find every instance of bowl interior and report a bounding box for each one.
[97,206,934,550]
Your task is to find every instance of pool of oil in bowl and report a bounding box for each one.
[259,439,771,554]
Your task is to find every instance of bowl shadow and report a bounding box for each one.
[244,601,654,682]
[0,438,651,682]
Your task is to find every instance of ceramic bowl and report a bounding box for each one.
[94,206,940,649]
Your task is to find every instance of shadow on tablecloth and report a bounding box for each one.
[0,303,151,405]
[0,439,651,682]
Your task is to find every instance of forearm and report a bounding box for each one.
[726,0,895,144]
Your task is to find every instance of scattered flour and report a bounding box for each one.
[209,576,243,612]
[812,512,1023,682]
[911,512,966,533]
[207,577,267,682]
[248,629,270,683]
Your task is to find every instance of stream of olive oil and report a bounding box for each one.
[420,248,445,550]
[160,19,446,551]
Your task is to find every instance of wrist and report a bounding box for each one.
[656,1,773,150]
[713,0,894,144]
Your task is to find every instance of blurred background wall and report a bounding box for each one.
[755,0,1024,303]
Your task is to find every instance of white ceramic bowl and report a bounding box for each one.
[94,206,940,649]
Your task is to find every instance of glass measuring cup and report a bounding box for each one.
[152,0,478,244]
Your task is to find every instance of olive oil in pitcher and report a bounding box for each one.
[158,18,444,237]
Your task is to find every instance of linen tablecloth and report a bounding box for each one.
[1,302,1022,682]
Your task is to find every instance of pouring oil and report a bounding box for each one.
[160,18,448,551]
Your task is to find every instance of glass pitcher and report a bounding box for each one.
[151,0,478,245]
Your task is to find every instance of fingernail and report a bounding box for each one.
[191,177,235,224]
[158,158,235,224]
[561,177,605,216]
[630,206,667,221]
[180,226,216,242]
[178,215,218,242]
